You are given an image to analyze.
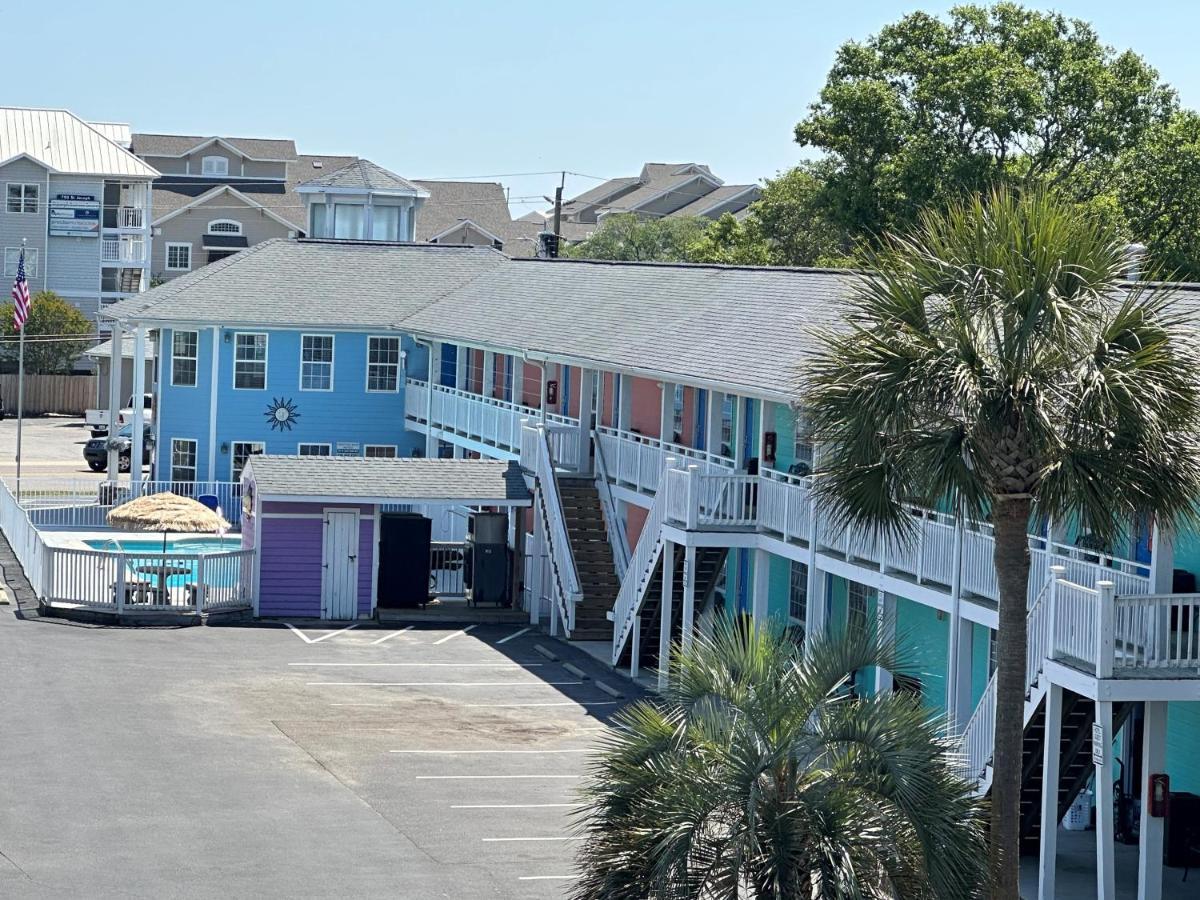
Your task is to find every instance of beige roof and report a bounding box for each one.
[0,108,158,179]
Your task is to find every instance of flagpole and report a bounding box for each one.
[14,239,25,503]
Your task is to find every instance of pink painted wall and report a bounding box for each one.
[626,504,648,548]
[678,387,697,447]
[492,354,507,399]
[522,362,541,407]
[628,376,662,437]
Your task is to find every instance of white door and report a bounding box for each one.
[321,510,359,620]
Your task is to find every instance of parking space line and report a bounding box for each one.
[286,623,358,643]
[483,836,584,843]
[518,875,578,881]
[465,700,620,708]
[288,662,542,668]
[451,803,578,809]
[370,627,412,644]
[390,749,590,755]
[432,625,476,645]
[308,681,583,687]
[495,627,530,644]
[416,774,581,780]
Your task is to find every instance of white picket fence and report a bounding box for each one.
[17,478,243,530]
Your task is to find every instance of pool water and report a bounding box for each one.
[84,537,243,589]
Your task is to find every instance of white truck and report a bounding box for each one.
[85,393,154,437]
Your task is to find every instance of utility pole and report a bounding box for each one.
[552,171,564,241]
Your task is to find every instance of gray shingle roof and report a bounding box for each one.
[246,456,531,504]
[670,183,760,218]
[401,257,856,399]
[104,238,508,328]
[130,133,297,160]
[299,159,425,195]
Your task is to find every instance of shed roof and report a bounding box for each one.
[0,108,158,178]
[246,456,531,505]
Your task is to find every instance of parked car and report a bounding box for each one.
[85,393,153,437]
[83,424,154,473]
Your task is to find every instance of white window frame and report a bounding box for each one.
[201,156,229,177]
[672,384,685,441]
[365,336,401,393]
[4,247,37,277]
[170,438,197,483]
[232,332,268,390]
[6,182,39,214]
[230,440,265,481]
[171,330,199,387]
[297,442,332,456]
[299,333,335,392]
[719,395,735,457]
[164,242,192,272]
[364,444,397,459]
[847,582,873,634]
[206,219,243,235]
[788,561,808,627]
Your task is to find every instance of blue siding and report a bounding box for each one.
[156,327,421,480]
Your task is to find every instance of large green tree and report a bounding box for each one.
[566,213,710,262]
[572,618,988,898]
[802,188,1200,898]
[0,291,94,374]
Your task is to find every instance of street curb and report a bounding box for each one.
[595,679,624,699]
[562,661,590,680]
[533,643,559,661]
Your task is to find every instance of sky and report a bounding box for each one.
[9,1,1200,216]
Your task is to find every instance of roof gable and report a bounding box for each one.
[0,108,157,179]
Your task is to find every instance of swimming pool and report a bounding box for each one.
[84,537,241,554]
[83,537,243,589]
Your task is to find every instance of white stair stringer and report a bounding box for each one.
[958,577,1053,795]
[609,486,668,666]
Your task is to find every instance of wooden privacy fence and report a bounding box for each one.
[0,374,98,416]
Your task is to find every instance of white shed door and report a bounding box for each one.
[321,511,359,620]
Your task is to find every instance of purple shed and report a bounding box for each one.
[241,456,531,620]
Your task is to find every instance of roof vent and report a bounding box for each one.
[1124,242,1148,281]
[312,160,323,169]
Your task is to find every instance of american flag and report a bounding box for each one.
[11,249,31,331]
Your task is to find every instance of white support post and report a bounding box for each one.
[106,321,124,479]
[685,464,700,530]
[130,326,147,488]
[1038,683,1063,900]
[576,368,595,474]
[950,617,974,727]
[114,553,126,614]
[530,502,545,625]
[207,326,220,482]
[511,356,524,406]
[659,382,674,442]
[874,592,896,695]
[752,548,770,625]
[1149,522,1174,594]
[455,346,467,391]
[617,374,631,432]
[706,390,722,457]
[482,351,495,398]
[1096,581,1115,678]
[425,343,437,457]
[195,556,206,612]
[630,615,641,680]
[682,544,696,651]
[658,540,676,691]
[1137,701,1168,900]
[1094,699,1117,900]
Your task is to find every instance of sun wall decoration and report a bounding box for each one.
[265,397,300,431]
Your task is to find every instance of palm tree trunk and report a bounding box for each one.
[988,495,1032,899]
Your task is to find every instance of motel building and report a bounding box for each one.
[1,235,1195,897]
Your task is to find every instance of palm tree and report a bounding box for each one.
[571,618,988,899]
[801,187,1200,897]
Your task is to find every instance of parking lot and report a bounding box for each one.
[0,612,638,898]
[0,416,113,480]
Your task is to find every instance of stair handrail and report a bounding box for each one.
[591,431,631,580]
[525,423,582,635]
[610,457,678,665]
[957,569,1058,786]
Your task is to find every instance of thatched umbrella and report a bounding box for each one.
[107,492,230,551]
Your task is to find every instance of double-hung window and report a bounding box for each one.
[233,333,267,389]
[366,336,400,392]
[171,331,198,387]
[298,443,331,456]
[789,561,808,647]
[364,444,397,459]
[170,439,197,483]
[201,156,229,176]
[165,242,192,271]
[300,334,334,391]
[847,582,872,636]
[231,441,264,481]
[6,183,38,214]
[3,248,37,277]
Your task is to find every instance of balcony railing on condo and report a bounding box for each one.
[101,235,146,265]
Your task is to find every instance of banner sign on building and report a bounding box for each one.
[48,194,100,237]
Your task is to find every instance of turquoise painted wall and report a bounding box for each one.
[1166,702,1200,793]
[971,622,992,709]
[894,597,949,714]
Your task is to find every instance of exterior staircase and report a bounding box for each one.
[558,477,621,641]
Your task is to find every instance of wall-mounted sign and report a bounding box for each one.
[48,194,100,237]
[336,442,360,457]
[1091,722,1105,766]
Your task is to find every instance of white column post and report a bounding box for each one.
[455,345,467,391]
[685,464,700,530]
[106,321,124,479]
[530,501,545,625]
[207,326,220,482]
[617,374,631,432]
[630,615,641,680]
[658,540,676,691]
[951,617,974,726]
[874,591,896,694]
[1096,581,1115,678]
[512,356,524,405]
[659,382,674,443]
[130,325,147,488]
[682,544,696,650]
[482,350,495,398]
[425,342,438,457]
[1094,699,1117,900]
[805,564,826,643]
[752,548,770,625]
[576,368,595,474]
[1038,683,1064,900]
[706,390,722,457]
[1149,522,1174,593]
[1137,701,1168,900]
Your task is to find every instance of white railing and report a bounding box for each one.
[592,433,630,580]
[101,235,146,265]
[45,546,253,612]
[0,476,49,597]
[119,206,144,229]
[758,469,814,544]
[406,378,578,459]
[1051,577,1104,670]
[16,478,242,529]
[594,426,734,496]
[430,541,466,597]
[610,459,680,665]
[524,424,582,634]
[1113,593,1200,670]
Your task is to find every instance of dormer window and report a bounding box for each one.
[201,156,229,176]
[208,220,243,235]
